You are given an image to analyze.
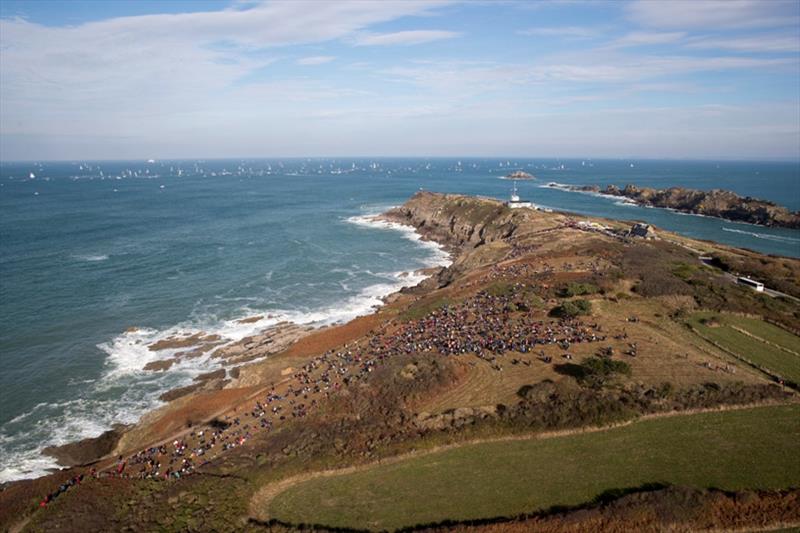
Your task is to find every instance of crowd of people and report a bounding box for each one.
[41,281,607,503]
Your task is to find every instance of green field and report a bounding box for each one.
[267,404,800,530]
[688,312,800,383]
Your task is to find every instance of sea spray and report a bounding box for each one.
[0,208,451,483]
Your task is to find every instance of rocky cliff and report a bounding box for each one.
[579,184,800,229]
[382,191,519,249]
[380,192,524,283]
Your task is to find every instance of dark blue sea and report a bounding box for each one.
[1,158,798,481]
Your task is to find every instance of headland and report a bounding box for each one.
[558,183,800,228]
[3,191,799,533]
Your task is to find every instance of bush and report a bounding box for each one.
[486,281,515,297]
[550,299,592,318]
[560,282,599,297]
[576,356,631,388]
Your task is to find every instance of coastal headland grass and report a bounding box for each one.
[265,404,800,530]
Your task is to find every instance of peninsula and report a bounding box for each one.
[575,184,800,228]
[3,192,799,533]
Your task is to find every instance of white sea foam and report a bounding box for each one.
[74,254,109,262]
[722,227,800,244]
[541,182,639,206]
[0,207,454,483]
[345,213,452,269]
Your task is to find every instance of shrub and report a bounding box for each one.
[576,356,631,388]
[560,282,599,297]
[550,299,592,318]
[486,281,515,297]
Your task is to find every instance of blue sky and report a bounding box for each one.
[1,0,798,160]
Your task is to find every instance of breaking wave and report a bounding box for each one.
[0,209,452,483]
[722,227,800,244]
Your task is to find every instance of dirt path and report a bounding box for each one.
[249,400,798,521]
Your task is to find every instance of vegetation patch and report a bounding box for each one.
[559,282,600,297]
[485,281,515,297]
[550,299,592,318]
[573,356,632,389]
[688,312,800,385]
[401,296,453,321]
[266,405,800,530]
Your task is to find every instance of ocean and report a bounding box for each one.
[1,158,798,482]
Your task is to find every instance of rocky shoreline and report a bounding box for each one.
[3,191,800,533]
[575,184,800,229]
[36,259,450,472]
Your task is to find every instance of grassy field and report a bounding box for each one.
[688,312,800,383]
[266,404,800,530]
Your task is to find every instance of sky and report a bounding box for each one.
[0,0,798,161]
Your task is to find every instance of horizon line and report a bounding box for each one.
[3,155,799,164]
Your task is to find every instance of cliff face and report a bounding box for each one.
[382,191,519,249]
[583,184,800,229]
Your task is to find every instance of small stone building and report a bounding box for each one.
[629,222,657,240]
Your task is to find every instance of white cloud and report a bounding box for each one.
[627,0,800,29]
[379,55,795,90]
[685,35,800,54]
[352,30,460,46]
[518,26,602,39]
[608,31,686,48]
[297,55,336,65]
[0,1,451,136]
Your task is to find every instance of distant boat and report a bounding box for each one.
[147,159,156,163]
[29,172,35,179]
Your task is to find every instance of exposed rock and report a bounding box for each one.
[148,333,221,352]
[503,170,536,180]
[579,184,800,228]
[236,315,263,324]
[143,359,176,372]
[159,383,202,402]
[196,369,226,382]
[43,424,129,467]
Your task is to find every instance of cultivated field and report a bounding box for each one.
[688,312,800,384]
[266,404,800,530]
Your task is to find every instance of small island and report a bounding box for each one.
[501,170,536,180]
[571,184,800,229]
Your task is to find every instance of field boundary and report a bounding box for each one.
[249,401,796,521]
[730,325,800,357]
[688,325,798,390]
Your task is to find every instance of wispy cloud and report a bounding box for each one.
[627,0,800,29]
[0,1,450,129]
[0,0,797,160]
[351,30,460,46]
[517,26,602,39]
[685,35,800,54]
[608,31,686,48]
[296,55,336,65]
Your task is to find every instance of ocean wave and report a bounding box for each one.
[74,254,109,262]
[540,182,640,206]
[538,181,571,190]
[722,227,800,244]
[345,214,452,269]
[0,209,453,483]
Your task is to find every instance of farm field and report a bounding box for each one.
[266,404,800,530]
[688,312,800,383]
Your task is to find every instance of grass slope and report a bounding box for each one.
[688,312,800,383]
[268,404,800,530]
